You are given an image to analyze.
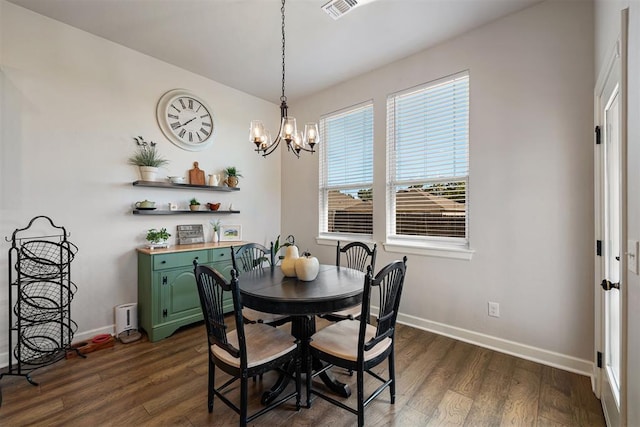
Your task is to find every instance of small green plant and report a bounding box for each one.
[224,166,243,178]
[209,219,221,232]
[273,234,295,260]
[146,228,170,244]
[128,136,169,167]
[189,198,200,206]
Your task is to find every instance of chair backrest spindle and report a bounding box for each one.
[336,241,377,273]
[193,261,246,362]
[358,256,407,357]
[232,243,274,273]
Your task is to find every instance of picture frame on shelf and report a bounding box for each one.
[219,224,242,242]
[177,224,205,244]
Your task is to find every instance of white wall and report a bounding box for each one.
[595,0,640,423]
[0,1,282,364]
[285,0,595,373]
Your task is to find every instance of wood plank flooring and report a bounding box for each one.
[0,319,606,426]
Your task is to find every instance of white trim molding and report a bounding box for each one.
[397,312,594,377]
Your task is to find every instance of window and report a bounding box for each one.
[319,102,374,237]
[387,72,469,247]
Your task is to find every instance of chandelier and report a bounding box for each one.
[250,0,319,158]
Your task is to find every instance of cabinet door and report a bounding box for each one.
[158,269,203,324]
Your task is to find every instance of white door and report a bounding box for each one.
[596,10,627,426]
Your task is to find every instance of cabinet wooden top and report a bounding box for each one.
[136,241,247,255]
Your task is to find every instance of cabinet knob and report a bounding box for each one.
[161,260,166,264]
[194,256,199,260]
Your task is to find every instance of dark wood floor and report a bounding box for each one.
[0,319,605,426]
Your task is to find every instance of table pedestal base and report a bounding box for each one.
[261,315,351,406]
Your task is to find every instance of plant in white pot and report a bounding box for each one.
[146,227,170,246]
[128,136,169,182]
[209,219,221,243]
[189,198,201,211]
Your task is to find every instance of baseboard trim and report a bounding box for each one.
[397,312,594,378]
[0,324,115,369]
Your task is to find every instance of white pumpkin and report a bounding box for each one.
[280,246,299,277]
[295,252,320,281]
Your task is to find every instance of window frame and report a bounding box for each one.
[318,100,374,241]
[385,71,474,260]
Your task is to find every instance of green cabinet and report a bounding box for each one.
[137,244,239,342]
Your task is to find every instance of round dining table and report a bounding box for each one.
[238,264,365,404]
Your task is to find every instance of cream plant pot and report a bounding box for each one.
[281,246,299,277]
[139,166,159,181]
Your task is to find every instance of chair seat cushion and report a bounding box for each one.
[310,319,392,362]
[212,323,296,368]
[330,304,361,318]
[242,307,289,324]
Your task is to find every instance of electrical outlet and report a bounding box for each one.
[488,302,500,318]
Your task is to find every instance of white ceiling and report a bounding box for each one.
[7,0,543,104]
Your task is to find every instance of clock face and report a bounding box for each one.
[157,89,216,151]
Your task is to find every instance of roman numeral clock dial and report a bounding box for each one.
[156,89,216,151]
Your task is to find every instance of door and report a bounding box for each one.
[596,10,627,426]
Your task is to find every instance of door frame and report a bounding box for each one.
[593,8,628,426]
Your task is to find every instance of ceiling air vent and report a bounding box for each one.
[322,0,374,20]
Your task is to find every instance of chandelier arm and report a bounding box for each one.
[286,140,301,158]
[295,145,316,154]
[262,135,282,157]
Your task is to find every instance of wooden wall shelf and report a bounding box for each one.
[132,181,240,192]
[133,210,240,215]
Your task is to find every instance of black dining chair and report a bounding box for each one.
[193,261,301,426]
[231,243,291,327]
[307,256,407,427]
[323,241,377,322]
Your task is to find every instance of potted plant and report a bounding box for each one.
[189,198,201,211]
[146,228,170,245]
[128,136,169,182]
[273,234,295,262]
[209,219,221,243]
[223,166,243,187]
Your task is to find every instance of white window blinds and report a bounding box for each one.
[387,72,469,242]
[319,102,374,236]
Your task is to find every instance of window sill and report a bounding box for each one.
[383,241,474,260]
[316,235,474,260]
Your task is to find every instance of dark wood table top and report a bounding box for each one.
[238,264,365,316]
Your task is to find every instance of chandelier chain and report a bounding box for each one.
[249,0,317,158]
[280,0,287,103]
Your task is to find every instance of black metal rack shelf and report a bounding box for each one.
[132,180,240,192]
[1,216,81,403]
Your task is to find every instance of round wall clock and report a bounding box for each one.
[156,89,216,151]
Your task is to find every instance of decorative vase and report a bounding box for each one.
[139,166,159,182]
[190,204,200,211]
[212,230,219,243]
[208,174,220,186]
[281,246,299,277]
[295,254,319,281]
[225,176,239,187]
